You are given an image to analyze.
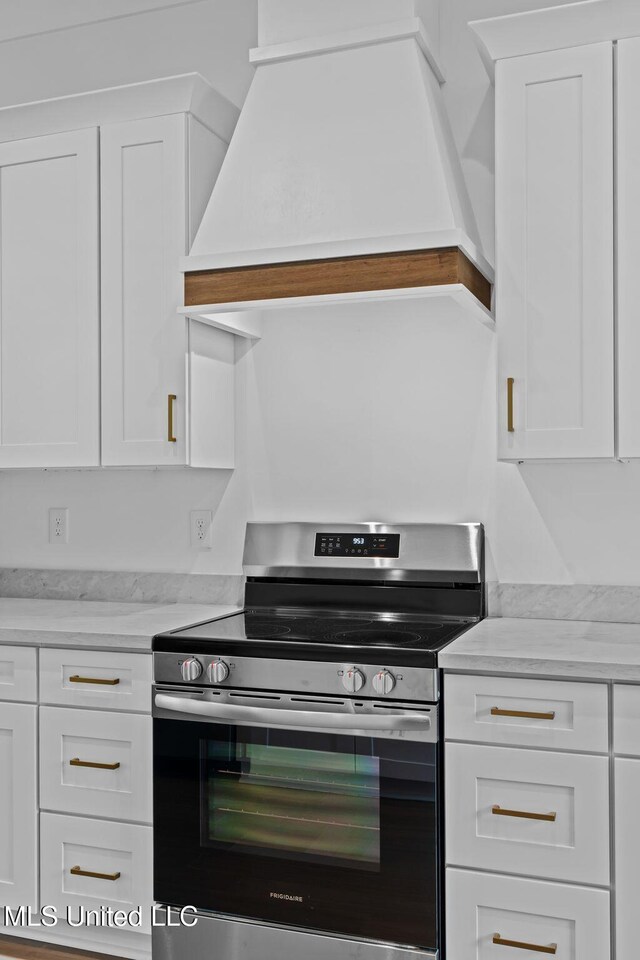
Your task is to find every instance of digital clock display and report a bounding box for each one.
[314,532,401,558]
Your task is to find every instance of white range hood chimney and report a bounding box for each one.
[182,0,493,330]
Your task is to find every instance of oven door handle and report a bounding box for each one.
[154,694,431,731]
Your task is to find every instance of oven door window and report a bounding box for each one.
[203,740,381,869]
[154,717,438,950]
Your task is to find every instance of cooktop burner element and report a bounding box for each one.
[331,628,424,645]
[239,621,292,638]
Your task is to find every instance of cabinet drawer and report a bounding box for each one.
[447,868,610,960]
[40,812,152,933]
[445,673,608,752]
[40,648,151,712]
[0,645,36,702]
[40,707,152,823]
[446,743,609,885]
[613,684,640,755]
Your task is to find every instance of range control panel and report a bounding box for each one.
[153,651,438,702]
[314,532,401,558]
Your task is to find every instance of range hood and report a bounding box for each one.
[182,0,493,333]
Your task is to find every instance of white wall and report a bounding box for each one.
[1,0,638,588]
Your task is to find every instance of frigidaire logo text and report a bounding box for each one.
[270,892,304,903]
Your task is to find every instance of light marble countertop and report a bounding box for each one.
[0,598,240,651]
[440,617,640,681]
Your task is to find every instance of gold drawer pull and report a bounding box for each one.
[494,933,557,954]
[70,865,121,882]
[69,675,120,686]
[507,377,515,432]
[168,393,177,443]
[492,805,557,822]
[491,707,556,721]
[70,758,120,771]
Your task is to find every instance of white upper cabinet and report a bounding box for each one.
[101,113,234,468]
[0,76,238,470]
[0,129,100,467]
[101,115,189,466]
[496,43,614,460]
[617,36,640,459]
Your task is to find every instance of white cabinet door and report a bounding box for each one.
[40,707,152,823]
[40,812,153,934]
[615,758,640,959]
[496,43,614,460]
[447,868,610,960]
[446,743,610,885]
[101,115,188,466]
[0,129,99,467]
[0,645,37,703]
[0,702,37,909]
[39,648,152,712]
[617,37,640,458]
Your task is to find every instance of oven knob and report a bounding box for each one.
[342,667,365,693]
[207,660,230,684]
[180,658,203,682]
[372,670,396,696]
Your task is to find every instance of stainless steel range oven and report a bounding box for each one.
[152,522,484,960]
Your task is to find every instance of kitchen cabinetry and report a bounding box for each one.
[0,76,238,470]
[0,129,100,468]
[614,684,640,959]
[617,37,640,459]
[445,673,611,958]
[37,647,152,957]
[0,701,38,909]
[447,869,611,960]
[101,113,234,467]
[496,42,614,460]
[0,644,152,959]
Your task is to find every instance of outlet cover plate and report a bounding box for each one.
[49,508,69,544]
[191,510,213,550]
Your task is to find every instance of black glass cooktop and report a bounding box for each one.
[154,608,476,666]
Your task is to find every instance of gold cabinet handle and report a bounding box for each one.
[492,804,557,822]
[491,707,555,721]
[168,393,177,442]
[70,758,120,770]
[69,675,120,686]
[70,865,121,882]
[507,377,515,432]
[493,933,557,954]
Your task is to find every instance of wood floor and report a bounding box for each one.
[0,934,120,960]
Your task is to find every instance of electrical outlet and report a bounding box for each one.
[49,508,69,544]
[190,510,213,549]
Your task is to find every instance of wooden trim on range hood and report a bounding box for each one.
[184,246,492,312]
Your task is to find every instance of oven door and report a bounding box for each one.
[153,687,439,951]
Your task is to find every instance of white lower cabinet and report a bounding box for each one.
[445,672,613,960]
[615,758,640,959]
[446,743,610,884]
[40,707,152,823]
[39,647,152,712]
[447,869,610,960]
[0,701,37,909]
[40,812,153,934]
